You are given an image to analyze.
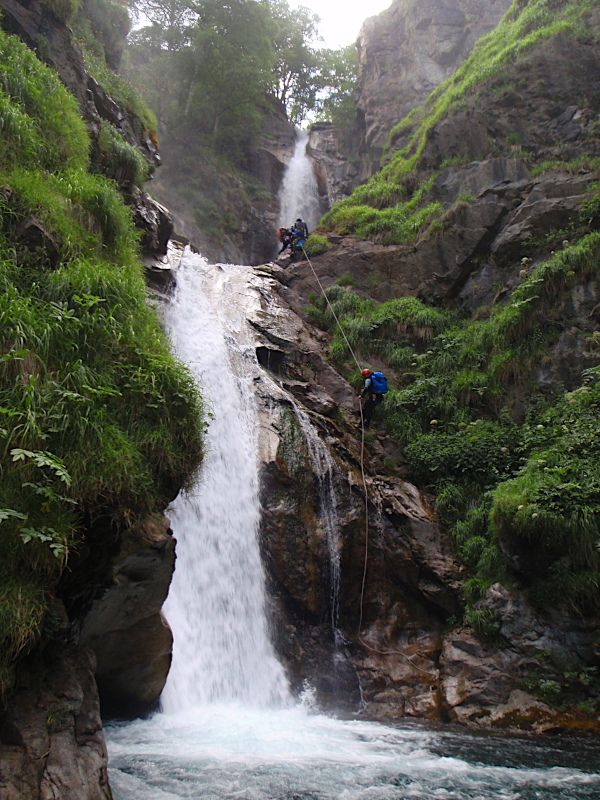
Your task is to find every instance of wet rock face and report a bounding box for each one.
[308,124,363,207]
[220,263,461,715]
[79,514,176,718]
[441,584,600,729]
[222,261,598,729]
[0,645,111,800]
[128,188,174,257]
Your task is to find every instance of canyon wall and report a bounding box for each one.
[309,0,513,204]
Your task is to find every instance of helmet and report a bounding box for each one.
[296,218,302,223]
[361,368,372,378]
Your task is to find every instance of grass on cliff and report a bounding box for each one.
[384,0,591,164]
[0,29,204,701]
[96,119,150,190]
[74,0,157,135]
[321,0,592,242]
[0,31,89,172]
[310,231,600,612]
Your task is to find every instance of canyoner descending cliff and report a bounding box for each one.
[104,250,600,799]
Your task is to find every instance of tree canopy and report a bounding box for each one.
[126,0,358,153]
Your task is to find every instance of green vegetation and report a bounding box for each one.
[42,0,80,23]
[322,171,443,243]
[74,0,157,134]
[523,661,600,715]
[96,119,150,190]
[313,44,359,130]
[0,29,204,700]
[321,0,593,243]
[385,0,591,163]
[126,0,358,148]
[76,0,130,69]
[303,233,329,257]
[309,231,600,615]
[0,32,89,172]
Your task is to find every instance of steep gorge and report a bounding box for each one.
[308,0,513,204]
[1,0,600,796]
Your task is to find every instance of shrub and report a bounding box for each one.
[303,234,329,257]
[95,119,149,190]
[1,168,140,267]
[406,421,522,489]
[42,0,80,23]
[466,607,505,646]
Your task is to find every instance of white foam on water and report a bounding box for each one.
[108,705,600,800]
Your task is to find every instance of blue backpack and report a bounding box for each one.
[370,372,388,394]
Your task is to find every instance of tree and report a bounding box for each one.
[185,0,275,152]
[314,44,358,128]
[268,0,322,122]
[127,0,354,145]
[130,0,197,50]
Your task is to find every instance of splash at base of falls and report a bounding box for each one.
[107,708,600,800]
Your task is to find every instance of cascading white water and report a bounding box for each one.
[106,250,600,799]
[160,256,289,710]
[277,129,321,231]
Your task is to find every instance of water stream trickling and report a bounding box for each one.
[293,405,342,629]
[106,251,600,799]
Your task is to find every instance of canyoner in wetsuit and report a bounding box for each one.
[291,218,309,251]
[358,368,388,429]
[278,226,294,255]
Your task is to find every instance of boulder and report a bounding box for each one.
[0,645,111,800]
[79,514,176,718]
[128,188,174,257]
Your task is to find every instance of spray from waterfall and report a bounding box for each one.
[278,130,321,231]
[160,256,290,712]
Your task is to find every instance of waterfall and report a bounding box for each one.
[160,255,289,711]
[277,129,321,232]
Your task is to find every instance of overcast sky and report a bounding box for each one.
[295,0,393,50]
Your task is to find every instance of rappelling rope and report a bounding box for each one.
[300,245,436,679]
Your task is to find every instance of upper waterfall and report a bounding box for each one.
[277,129,321,232]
